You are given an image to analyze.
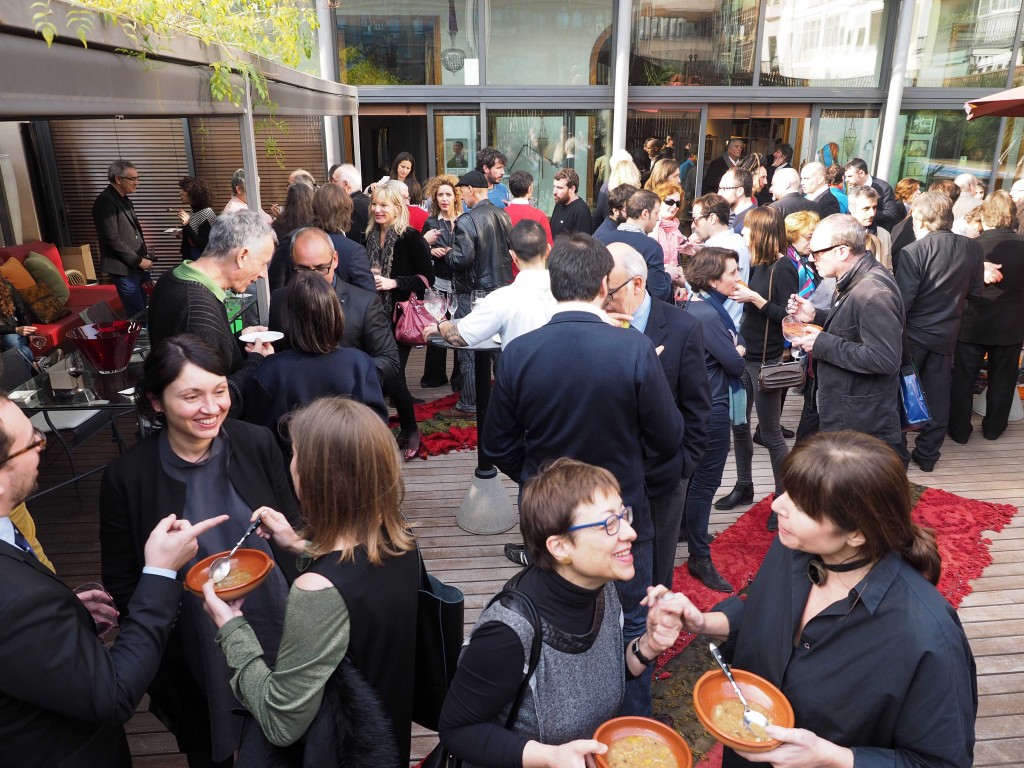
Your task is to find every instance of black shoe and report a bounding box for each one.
[687,556,733,593]
[504,543,529,566]
[766,512,778,532]
[420,377,448,388]
[781,426,795,438]
[714,483,754,510]
[911,451,936,473]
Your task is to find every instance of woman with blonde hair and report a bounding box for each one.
[366,180,434,460]
[420,174,463,387]
[204,397,420,766]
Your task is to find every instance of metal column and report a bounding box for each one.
[612,0,633,152]
[875,0,917,179]
[239,76,270,326]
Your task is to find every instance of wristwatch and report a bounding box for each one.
[631,635,654,666]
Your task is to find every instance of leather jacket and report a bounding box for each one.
[447,201,513,294]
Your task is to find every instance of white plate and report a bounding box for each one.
[163,227,180,234]
[238,331,284,344]
[8,390,36,402]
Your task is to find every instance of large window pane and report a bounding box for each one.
[433,110,481,176]
[815,109,880,169]
[630,0,759,86]
[996,116,1023,188]
[905,0,1022,87]
[887,110,999,188]
[487,109,612,212]
[485,1,613,85]
[336,2,480,86]
[760,0,889,87]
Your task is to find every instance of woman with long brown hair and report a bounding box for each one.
[203,397,420,766]
[725,206,798,529]
[390,151,422,204]
[673,431,976,768]
[420,174,463,388]
[643,158,680,191]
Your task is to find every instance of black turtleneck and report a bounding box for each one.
[438,566,613,767]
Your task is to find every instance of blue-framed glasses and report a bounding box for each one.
[566,506,633,536]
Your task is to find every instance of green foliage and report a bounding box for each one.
[340,46,407,86]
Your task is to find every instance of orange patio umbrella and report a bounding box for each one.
[965,86,1024,121]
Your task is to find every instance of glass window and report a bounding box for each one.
[433,110,481,176]
[815,109,880,170]
[485,1,613,85]
[760,0,889,87]
[995,116,1023,188]
[487,109,612,211]
[335,2,480,86]
[887,110,999,189]
[630,0,759,86]
[905,0,1022,87]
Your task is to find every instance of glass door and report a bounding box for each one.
[812,107,880,171]
[431,108,481,178]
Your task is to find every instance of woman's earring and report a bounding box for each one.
[560,556,572,566]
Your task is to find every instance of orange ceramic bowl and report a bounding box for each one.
[593,716,693,768]
[184,548,275,601]
[692,669,794,753]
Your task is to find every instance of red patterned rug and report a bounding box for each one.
[390,392,479,459]
[667,488,1018,768]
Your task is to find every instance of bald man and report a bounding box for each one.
[801,161,840,217]
[769,167,820,219]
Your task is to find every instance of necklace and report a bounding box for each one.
[179,441,214,465]
[807,556,872,587]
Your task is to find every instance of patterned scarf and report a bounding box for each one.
[787,246,819,298]
[0,276,18,320]
[365,226,400,316]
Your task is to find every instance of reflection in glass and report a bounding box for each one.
[888,110,1000,188]
[626,110,702,198]
[760,0,889,87]
[487,109,612,212]
[815,109,880,170]
[335,2,479,85]
[433,111,481,176]
[630,0,760,86]
[485,1,613,85]
[905,0,1022,87]
[996,117,1024,188]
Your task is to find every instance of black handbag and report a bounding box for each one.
[421,585,542,768]
[757,260,805,392]
[412,551,466,732]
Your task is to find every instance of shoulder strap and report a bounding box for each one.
[485,573,543,730]
[762,261,776,357]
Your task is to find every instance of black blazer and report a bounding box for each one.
[959,227,1024,346]
[871,177,902,232]
[643,297,712,489]
[99,420,298,749]
[810,189,841,218]
[269,277,401,382]
[769,193,820,219]
[92,185,148,277]
[0,543,181,767]
[326,232,377,293]
[484,310,683,540]
[347,191,371,246]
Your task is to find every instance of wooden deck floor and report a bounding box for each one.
[24,346,1023,766]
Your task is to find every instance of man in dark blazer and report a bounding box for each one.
[92,159,152,316]
[604,243,718,591]
[845,157,901,231]
[703,138,745,197]
[769,167,820,219]
[485,233,683,718]
[594,189,673,303]
[268,227,400,382]
[800,161,841,218]
[896,192,984,471]
[330,163,370,246]
[0,397,223,767]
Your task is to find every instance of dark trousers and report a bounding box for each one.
[113,269,149,317]
[683,406,731,558]
[949,340,1022,442]
[902,343,952,464]
[731,361,788,495]
[651,476,690,589]
[796,377,820,442]
[384,341,418,434]
[421,342,459,386]
[616,535,654,717]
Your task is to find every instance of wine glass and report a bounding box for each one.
[73,582,119,643]
[781,315,821,360]
[471,290,486,311]
[423,288,445,322]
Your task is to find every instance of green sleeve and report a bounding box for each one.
[216,584,350,747]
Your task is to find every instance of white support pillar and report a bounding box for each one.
[612,0,633,153]
[875,0,917,180]
[240,76,270,326]
[318,0,341,169]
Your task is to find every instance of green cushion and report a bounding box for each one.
[24,252,70,307]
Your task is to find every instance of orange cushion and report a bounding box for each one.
[0,258,36,290]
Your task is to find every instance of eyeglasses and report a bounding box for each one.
[120,174,140,181]
[606,277,634,299]
[718,185,742,191]
[691,213,710,221]
[292,261,333,275]
[809,244,840,258]
[0,428,46,466]
[567,506,634,536]
[663,198,681,208]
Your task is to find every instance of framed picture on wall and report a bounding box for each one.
[906,139,930,158]
[904,160,927,178]
[445,139,470,170]
[908,114,936,135]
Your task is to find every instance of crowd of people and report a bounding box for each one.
[3,137,1013,767]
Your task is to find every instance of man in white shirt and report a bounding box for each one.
[692,193,750,328]
[425,220,554,350]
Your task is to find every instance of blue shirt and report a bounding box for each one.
[488,184,511,209]
[630,291,652,333]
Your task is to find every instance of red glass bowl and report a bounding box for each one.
[67,321,142,374]
[594,716,693,768]
[692,668,794,753]
[184,549,275,602]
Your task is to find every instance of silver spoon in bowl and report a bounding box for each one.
[209,516,263,585]
[709,642,770,739]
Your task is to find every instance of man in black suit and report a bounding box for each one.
[800,161,841,218]
[845,157,901,232]
[0,396,223,767]
[768,167,820,219]
[330,163,370,246]
[897,192,984,471]
[485,234,683,718]
[604,243,718,591]
[703,138,745,196]
[92,159,152,316]
[268,227,400,382]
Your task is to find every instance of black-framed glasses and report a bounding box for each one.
[691,213,710,221]
[809,244,840,258]
[119,174,140,181]
[566,506,633,536]
[717,185,742,191]
[606,278,634,299]
[292,262,333,275]
[0,428,46,466]
[663,198,681,208]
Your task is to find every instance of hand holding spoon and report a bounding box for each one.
[709,642,770,739]
[209,515,263,585]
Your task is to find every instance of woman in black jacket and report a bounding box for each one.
[177,177,217,260]
[729,206,798,529]
[366,180,434,460]
[100,335,297,767]
[420,174,462,388]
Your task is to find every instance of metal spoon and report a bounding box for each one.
[709,642,770,739]
[208,516,263,585]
